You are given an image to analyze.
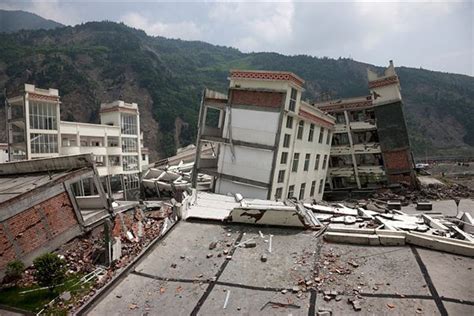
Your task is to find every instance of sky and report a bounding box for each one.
[1,0,473,76]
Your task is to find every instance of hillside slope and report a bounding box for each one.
[0,21,472,160]
[0,10,63,33]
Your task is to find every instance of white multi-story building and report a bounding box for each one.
[6,84,149,198]
[193,70,335,201]
[0,143,8,163]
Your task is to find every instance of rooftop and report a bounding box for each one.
[229,69,305,87]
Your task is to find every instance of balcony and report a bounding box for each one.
[328,167,355,177]
[350,121,376,131]
[353,143,381,154]
[107,146,122,155]
[357,165,384,174]
[79,146,107,156]
[334,124,348,133]
[60,146,81,155]
[330,145,352,155]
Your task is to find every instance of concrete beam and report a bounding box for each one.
[324,232,380,245]
[406,232,474,257]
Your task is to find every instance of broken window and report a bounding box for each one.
[283,134,291,148]
[356,153,384,166]
[329,155,353,167]
[310,180,316,197]
[121,113,137,135]
[318,127,324,143]
[275,187,283,200]
[352,130,379,144]
[304,153,310,171]
[314,154,320,170]
[308,123,315,142]
[322,155,328,169]
[318,179,324,194]
[123,155,139,171]
[286,116,293,129]
[299,183,306,200]
[332,176,358,189]
[122,138,138,152]
[277,170,285,183]
[326,131,331,145]
[30,133,58,154]
[107,136,119,147]
[280,152,288,164]
[108,155,121,166]
[93,155,105,167]
[297,120,304,140]
[292,153,300,172]
[289,88,297,112]
[335,112,346,124]
[332,133,350,146]
[288,185,295,198]
[29,101,57,130]
[349,110,366,122]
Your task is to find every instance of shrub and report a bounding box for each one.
[4,260,25,283]
[33,253,67,291]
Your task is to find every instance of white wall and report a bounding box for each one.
[217,145,273,183]
[215,178,268,199]
[222,108,279,146]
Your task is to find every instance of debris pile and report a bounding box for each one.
[301,201,474,256]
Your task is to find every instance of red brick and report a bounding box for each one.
[231,89,284,108]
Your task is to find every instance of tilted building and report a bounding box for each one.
[314,61,416,192]
[5,84,149,199]
[193,70,335,201]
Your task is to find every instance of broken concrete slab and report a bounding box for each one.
[406,233,474,257]
[324,232,380,246]
[422,214,449,231]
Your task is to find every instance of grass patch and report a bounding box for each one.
[0,274,93,314]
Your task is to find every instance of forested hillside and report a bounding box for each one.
[0,21,473,160]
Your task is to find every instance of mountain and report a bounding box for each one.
[0,20,473,161]
[0,10,64,33]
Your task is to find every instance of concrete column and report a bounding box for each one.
[344,110,361,189]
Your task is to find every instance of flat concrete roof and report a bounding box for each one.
[84,220,474,315]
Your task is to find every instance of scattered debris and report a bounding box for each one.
[260,254,267,262]
[260,301,301,311]
[223,290,231,309]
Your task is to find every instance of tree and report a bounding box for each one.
[4,260,25,284]
[33,253,67,292]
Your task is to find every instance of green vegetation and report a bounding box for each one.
[33,253,67,291]
[0,274,91,314]
[0,20,472,159]
[4,260,25,283]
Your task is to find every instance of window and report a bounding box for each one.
[326,131,331,145]
[286,116,293,129]
[299,183,306,200]
[304,153,310,171]
[292,153,300,172]
[280,152,288,164]
[30,133,58,154]
[333,133,350,146]
[308,123,315,142]
[121,114,137,135]
[277,170,285,183]
[283,134,291,148]
[322,154,328,169]
[124,173,140,190]
[108,156,121,166]
[289,88,297,112]
[275,188,283,200]
[122,138,138,152]
[314,154,320,170]
[29,101,57,130]
[318,179,324,194]
[310,180,316,197]
[318,127,325,143]
[335,112,346,124]
[123,155,139,171]
[297,121,304,140]
[288,185,295,198]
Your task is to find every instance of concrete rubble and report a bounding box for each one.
[302,200,474,257]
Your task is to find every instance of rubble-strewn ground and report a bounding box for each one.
[83,221,474,315]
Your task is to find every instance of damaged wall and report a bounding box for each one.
[0,191,82,271]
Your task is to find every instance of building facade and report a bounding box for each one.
[6,84,149,198]
[193,70,335,201]
[315,61,415,191]
[0,143,8,163]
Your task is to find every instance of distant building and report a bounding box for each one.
[5,84,149,199]
[314,61,416,192]
[193,70,335,201]
[0,143,8,163]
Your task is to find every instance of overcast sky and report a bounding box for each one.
[1,0,473,76]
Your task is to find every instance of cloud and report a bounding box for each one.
[122,12,202,40]
[208,1,295,51]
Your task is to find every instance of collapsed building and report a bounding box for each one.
[192,70,335,201]
[314,61,416,196]
[5,84,149,200]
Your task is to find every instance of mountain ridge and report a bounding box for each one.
[0,18,472,161]
[0,9,64,33]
